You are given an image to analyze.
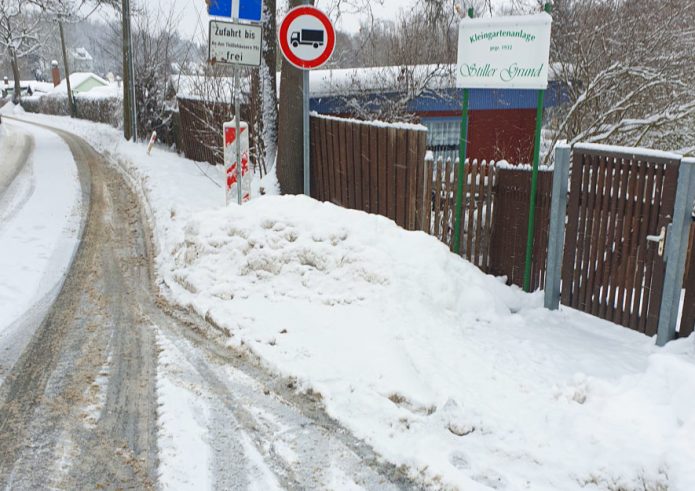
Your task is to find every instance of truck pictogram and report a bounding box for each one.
[291,29,324,48]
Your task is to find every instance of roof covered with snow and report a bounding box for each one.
[52,72,109,95]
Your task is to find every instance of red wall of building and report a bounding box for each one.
[467,109,537,164]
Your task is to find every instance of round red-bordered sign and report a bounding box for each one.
[278,6,335,70]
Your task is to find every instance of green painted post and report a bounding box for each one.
[452,89,470,254]
[452,7,474,255]
[523,88,546,292]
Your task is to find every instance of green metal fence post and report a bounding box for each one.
[453,89,470,254]
[452,6,474,255]
[523,89,546,292]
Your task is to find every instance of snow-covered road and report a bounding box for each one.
[0,120,85,384]
[5,111,695,490]
[0,116,415,490]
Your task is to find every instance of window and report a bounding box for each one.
[422,119,461,147]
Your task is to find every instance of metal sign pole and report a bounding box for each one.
[234,66,242,206]
[303,69,310,196]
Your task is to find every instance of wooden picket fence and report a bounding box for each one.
[430,158,497,272]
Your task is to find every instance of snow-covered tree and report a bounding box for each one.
[131,3,182,141]
[545,0,695,158]
[0,0,43,104]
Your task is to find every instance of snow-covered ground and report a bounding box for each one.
[9,111,695,491]
[0,115,84,383]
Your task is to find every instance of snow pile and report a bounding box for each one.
[165,196,695,491]
[9,112,695,490]
[169,196,509,310]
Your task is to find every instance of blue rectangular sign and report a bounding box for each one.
[208,0,262,22]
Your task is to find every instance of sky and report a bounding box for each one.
[143,0,422,41]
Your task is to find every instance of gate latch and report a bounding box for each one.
[646,226,667,257]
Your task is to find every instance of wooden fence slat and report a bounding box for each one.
[465,161,476,260]
[590,156,612,315]
[330,119,341,205]
[361,125,370,212]
[424,156,433,233]
[577,154,600,311]
[434,161,443,239]
[339,121,349,207]
[377,127,388,217]
[614,160,639,326]
[572,155,592,308]
[584,155,608,313]
[482,163,495,272]
[605,158,630,321]
[597,157,621,319]
[562,152,585,306]
[312,118,323,200]
[395,129,408,228]
[442,160,453,248]
[345,122,355,209]
[631,162,656,330]
[385,127,394,221]
[643,164,667,334]
[645,163,679,336]
[406,133,418,230]
[476,161,487,267]
[624,161,648,329]
[370,126,379,214]
[415,132,426,231]
[353,122,362,211]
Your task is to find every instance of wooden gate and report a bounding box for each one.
[560,145,680,334]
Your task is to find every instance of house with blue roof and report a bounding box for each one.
[308,64,569,164]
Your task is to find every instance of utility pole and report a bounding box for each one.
[121,0,137,141]
[58,20,76,118]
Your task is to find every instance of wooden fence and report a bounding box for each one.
[430,159,497,271]
[309,115,431,231]
[177,97,243,165]
[489,167,553,290]
[309,115,552,291]
[561,147,680,335]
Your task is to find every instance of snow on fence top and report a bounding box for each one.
[574,142,682,161]
[311,112,428,132]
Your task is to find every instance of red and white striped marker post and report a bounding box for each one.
[223,120,252,205]
[147,130,157,156]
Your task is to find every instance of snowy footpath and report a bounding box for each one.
[9,110,695,491]
[0,116,84,383]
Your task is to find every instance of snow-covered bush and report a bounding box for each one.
[21,93,122,128]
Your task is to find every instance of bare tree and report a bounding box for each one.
[545,0,695,159]
[131,3,181,141]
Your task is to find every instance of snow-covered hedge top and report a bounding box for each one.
[574,142,682,161]
[311,112,427,132]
